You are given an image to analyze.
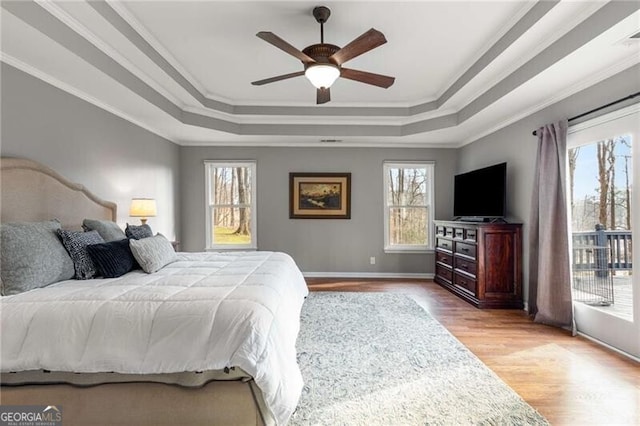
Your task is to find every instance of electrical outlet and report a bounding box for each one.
[370,257,376,265]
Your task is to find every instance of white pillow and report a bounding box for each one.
[129,233,177,273]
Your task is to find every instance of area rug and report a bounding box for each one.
[290,292,549,425]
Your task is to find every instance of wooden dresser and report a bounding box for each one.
[434,220,523,309]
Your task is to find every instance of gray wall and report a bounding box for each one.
[0,64,181,239]
[458,63,640,304]
[180,146,457,274]
[5,57,637,295]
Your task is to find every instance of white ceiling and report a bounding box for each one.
[1,0,639,147]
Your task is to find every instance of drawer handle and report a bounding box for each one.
[460,264,467,270]
[461,247,469,253]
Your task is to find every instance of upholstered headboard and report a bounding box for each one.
[1,157,117,228]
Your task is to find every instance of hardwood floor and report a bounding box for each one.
[306,278,640,426]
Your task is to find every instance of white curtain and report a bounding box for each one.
[529,119,575,331]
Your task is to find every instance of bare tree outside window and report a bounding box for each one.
[571,136,631,233]
[384,162,434,251]
[205,162,256,249]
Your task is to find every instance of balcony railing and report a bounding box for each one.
[572,224,632,271]
[571,225,632,311]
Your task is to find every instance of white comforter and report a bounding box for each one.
[1,251,309,425]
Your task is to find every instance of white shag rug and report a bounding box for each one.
[290,292,549,426]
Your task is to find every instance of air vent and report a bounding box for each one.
[615,31,640,46]
[320,139,342,143]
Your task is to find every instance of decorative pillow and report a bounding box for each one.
[125,223,153,240]
[82,219,126,242]
[129,233,178,274]
[57,229,105,279]
[86,239,139,278]
[0,219,75,296]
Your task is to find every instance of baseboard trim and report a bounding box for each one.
[303,272,434,279]
[576,332,640,363]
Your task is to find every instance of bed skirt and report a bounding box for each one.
[0,380,269,426]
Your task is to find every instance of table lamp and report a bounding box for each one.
[129,198,157,225]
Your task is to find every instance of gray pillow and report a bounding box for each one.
[0,219,75,296]
[57,229,105,279]
[129,233,178,273]
[125,223,153,240]
[82,219,126,242]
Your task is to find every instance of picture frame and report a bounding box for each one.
[289,173,351,219]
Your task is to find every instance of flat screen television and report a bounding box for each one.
[453,162,506,220]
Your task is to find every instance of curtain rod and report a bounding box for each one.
[532,91,640,136]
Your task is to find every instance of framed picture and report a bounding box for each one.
[289,173,351,219]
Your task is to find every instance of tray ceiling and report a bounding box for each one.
[1,0,639,147]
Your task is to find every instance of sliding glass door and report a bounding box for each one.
[567,105,639,359]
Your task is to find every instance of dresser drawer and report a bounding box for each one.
[455,241,477,259]
[454,256,476,277]
[465,228,477,241]
[436,251,453,267]
[433,220,523,309]
[454,272,477,295]
[436,264,453,284]
[436,238,453,252]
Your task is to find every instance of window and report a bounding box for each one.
[566,104,639,357]
[205,161,257,250]
[383,162,434,252]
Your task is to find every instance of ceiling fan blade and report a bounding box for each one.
[256,32,315,64]
[340,68,395,88]
[251,71,305,86]
[317,87,331,104]
[329,28,387,65]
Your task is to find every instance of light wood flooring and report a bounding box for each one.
[306,278,640,426]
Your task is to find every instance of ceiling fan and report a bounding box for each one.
[251,6,395,104]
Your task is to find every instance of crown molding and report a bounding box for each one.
[4,1,637,147]
[178,138,454,149]
[459,56,640,147]
[436,0,541,103]
[36,0,187,109]
[183,103,457,127]
[457,0,609,112]
[1,53,178,144]
[95,0,549,117]
[104,0,216,104]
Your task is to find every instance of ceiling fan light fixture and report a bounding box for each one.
[252,6,393,103]
[305,63,340,89]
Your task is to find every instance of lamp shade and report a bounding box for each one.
[129,198,157,224]
[305,64,340,89]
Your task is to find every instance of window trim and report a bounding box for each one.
[383,161,435,253]
[204,160,257,251]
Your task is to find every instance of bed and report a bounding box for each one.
[0,157,309,425]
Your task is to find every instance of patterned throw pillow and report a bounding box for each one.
[82,219,126,242]
[0,219,75,295]
[86,239,139,278]
[125,223,153,240]
[129,233,178,273]
[57,229,105,280]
